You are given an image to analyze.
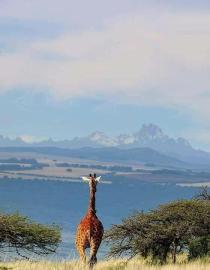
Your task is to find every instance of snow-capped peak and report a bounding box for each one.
[89,131,118,147]
[89,131,107,141]
[117,134,136,145]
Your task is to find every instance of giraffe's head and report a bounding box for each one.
[81,173,101,192]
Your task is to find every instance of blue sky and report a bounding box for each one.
[0,1,210,150]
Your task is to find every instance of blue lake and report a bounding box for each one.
[0,178,201,260]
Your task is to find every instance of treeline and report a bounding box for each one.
[0,158,49,171]
[0,158,39,164]
[55,162,133,172]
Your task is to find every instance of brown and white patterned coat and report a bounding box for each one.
[75,174,104,268]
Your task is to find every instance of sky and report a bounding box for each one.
[0,1,210,150]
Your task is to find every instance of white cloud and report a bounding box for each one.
[0,11,210,120]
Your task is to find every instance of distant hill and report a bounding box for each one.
[0,146,186,168]
[1,123,210,165]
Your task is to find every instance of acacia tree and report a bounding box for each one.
[195,186,210,201]
[0,212,61,259]
[189,186,210,258]
[104,200,210,264]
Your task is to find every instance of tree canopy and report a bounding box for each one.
[0,212,61,259]
[104,200,210,264]
[195,186,210,201]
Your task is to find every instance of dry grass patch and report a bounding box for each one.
[1,257,210,270]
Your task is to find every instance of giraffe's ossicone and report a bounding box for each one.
[75,173,104,268]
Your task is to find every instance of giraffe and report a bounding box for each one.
[75,173,104,268]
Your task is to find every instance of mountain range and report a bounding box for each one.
[0,124,210,166]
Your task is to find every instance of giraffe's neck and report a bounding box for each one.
[88,185,96,214]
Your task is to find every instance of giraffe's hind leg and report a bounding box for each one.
[88,238,102,269]
[78,245,86,264]
[76,236,87,263]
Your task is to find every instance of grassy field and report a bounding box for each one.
[2,257,210,270]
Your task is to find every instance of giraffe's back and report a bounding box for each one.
[75,213,103,251]
[89,214,104,241]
